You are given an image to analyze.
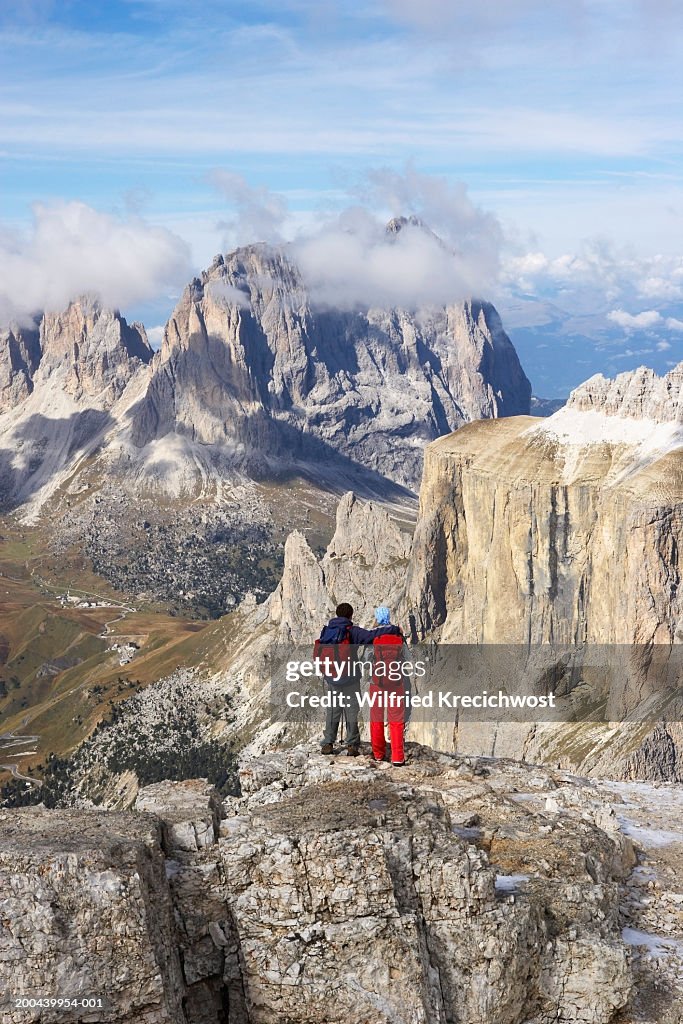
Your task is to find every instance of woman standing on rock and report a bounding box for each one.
[368,606,408,767]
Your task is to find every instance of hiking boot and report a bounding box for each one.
[391,760,406,767]
[321,744,334,755]
[347,745,361,757]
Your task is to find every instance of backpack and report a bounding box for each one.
[372,632,405,686]
[313,623,354,686]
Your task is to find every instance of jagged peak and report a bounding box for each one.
[326,491,411,564]
[564,362,683,424]
[385,214,427,235]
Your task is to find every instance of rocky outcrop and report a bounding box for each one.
[0,299,153,515]
[35,298,152,404]
[0,805,187,1023]
[401,365,683,774]
[0,323,41,411]
[256,489,412,642]
[566,363,683,421]
[0,745,638,1023]
[405,394,683,646]
[130,243,531,489]
[0,300,151,413]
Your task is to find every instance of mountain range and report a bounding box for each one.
[0,232,530,614]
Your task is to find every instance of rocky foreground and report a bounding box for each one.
[4,742,683,1024]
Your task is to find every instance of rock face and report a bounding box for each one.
[35,298,152,404]
[401,364,683,774]
[0,300,151,413]
[405,366,683,645]
[566,363,683,421]
[0,299,152,514]
[250,489,413,646]
[130,243,531,489]
[0,745,637,1023]
[0,323,41,411]
[0,805,187,1024]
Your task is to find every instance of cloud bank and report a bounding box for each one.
[505,242,683,313]
[209,170,287,247]
[0,201,191,327]
[210,167,504,311]
[608,309,683,332]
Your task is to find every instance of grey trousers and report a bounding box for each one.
[322,681,361,747]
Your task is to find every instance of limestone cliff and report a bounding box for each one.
[402,363,683,774]
[0,745,637,1024]
[405,365,683,645]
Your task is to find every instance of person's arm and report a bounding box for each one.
[349,624,401,643]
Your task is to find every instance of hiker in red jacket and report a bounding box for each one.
[368,606,407,767]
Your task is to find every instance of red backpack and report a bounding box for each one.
[372,633,405,685]
[313,623,354,686]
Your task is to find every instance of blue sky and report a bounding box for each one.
[2,0,683,395]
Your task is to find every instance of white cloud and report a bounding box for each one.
[665,316,683,331]
[504,241,683,314]
[657,340,672,350]
[607,308,663,330]
[291,169,502,310]
[0,200,190,327]
[209,170,287,246]
[206,166,504,311]
[206,278,251,309]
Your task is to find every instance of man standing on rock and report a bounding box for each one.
[316,602,402,756]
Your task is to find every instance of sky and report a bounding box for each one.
[2,0,683,396]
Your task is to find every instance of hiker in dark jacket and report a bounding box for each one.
[318,602,401,756]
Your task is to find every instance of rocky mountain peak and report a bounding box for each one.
[36,297,152,403]
[133,242,531,489]
[564,362,683,423]
[0,321,41,412]
[261,491,413,642]
[385,213,428,235]
[326,490,411,564]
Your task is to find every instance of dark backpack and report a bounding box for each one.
[313,623,354,686]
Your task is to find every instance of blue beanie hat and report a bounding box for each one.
[375,606,391,625]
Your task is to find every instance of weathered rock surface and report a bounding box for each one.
[404,414,683,645]
[0,807,187,1023]
[0,323,41,411]
[566,363,683,421]
[401,364,683,776]
[130,243,531,489]
[0,298,153,514]
[35,298,152,403]
[0,744,641,1023]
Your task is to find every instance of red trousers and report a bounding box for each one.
[368,680,405,763]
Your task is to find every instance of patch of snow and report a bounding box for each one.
[622,928,683,955]
[451,824,482,840]
[617,817,683,848]
[524,406,683,485]
[495,873,529,892]
[527,407,683,454]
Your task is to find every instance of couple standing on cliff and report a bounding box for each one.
[315,602,407,767]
